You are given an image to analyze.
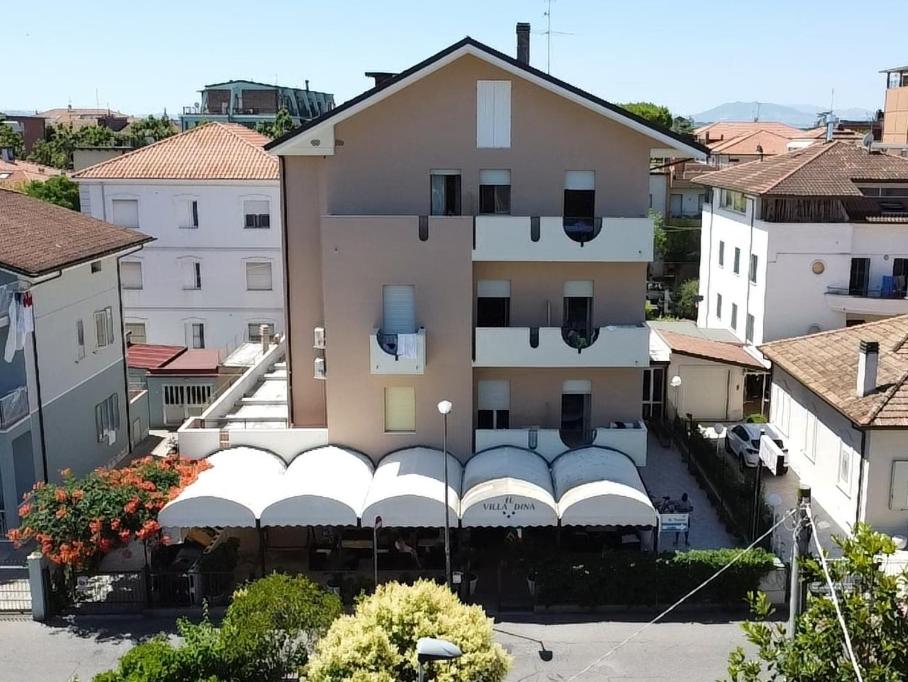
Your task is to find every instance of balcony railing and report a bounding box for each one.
[473,216,653,262]
[370,328,426,374]
[0,386,29,430]
[475,422,648,465]
[826,285,908,300]
[474,324,649,368]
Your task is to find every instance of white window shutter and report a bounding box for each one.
[94,311,106,348]
[478,380,510,410]
[565,171,595,190]
[493,81,511,148]
[562,379,592,394]
[121,261,142,289]
[382,285,416,334]
[477,280,510,297]
[384,387,416,432]
[111,199,139,228]
[476,81,495,147]
[246,262,273,290]
[564,280,594,297]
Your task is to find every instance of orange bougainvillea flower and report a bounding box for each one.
[60,468,73,479]
[18,504,31,517]
[54,489,67,503]
[55,507,67,519]
[71,489,84,501]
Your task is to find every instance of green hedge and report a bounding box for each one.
[535,548,777,607]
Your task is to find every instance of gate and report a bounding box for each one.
[0,565,32,613]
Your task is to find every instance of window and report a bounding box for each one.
[731,303,738,330]
[564,171,595,223]
[248,322,275,342]
[479,169,511,214]
[721,190,746,213]
[561,380,592,448]
[179,199,199,229]
[749,253,758,284]
[111,199,139,228]
[477,380,510,430]
[716,293,723,319]
[91,261,102,274]
[563,280,594,341]
[188,322,205,349]
[670,194,682,217]
[430,171,461,216]
[746,314,755,343]
[95,394,120,444]
[120,261,142,290]
[733,247,741,274]
[384,386,416,432]
[849,257,870,296]
[704,188,712,205]
[243,199,271,228]
[164,384,212,407]
[94,307,115,349]
[718,241,725,267]
[76,319,85,361]
[125,322,147,345]
[476,80,511,148]
[245,261,273,291]
[182,260,202,290]
[642,367,665,419]
[476,280,510,327]
[837,444,852,493]
[382,285,416,333]
[890,461,908,511]
[803,411,817,461]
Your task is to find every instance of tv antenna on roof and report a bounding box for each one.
[539,0,575,74]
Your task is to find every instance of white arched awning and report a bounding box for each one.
[552,447,657,527]
[260,446,374,526]
[361,448,462,528]
[159,448,286,528]
[461,447,558,527]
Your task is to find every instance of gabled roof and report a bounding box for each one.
[709,129,797,156]
[761,315,908,427]
[266,37,707,158]
[0,158,63,185]
[0,189,152,276]
[695,121,805,144]
[127,343,186,370]
[692,141,908,196]
[654,328,765,370]
[73,122,278,181]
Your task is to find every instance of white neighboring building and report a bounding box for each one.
[761,317,908,541]
[74,123,283,354]
[695,141,908,346]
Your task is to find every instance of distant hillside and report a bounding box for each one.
[691,101,874,128]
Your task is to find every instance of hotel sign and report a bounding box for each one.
[659,513,690,532]
[463,494,557,527]
[482,495,537,521]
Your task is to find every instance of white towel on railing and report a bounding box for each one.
[397,333,419,359]
[4,297,18,363]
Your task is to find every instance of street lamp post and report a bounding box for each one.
[417,637,463,682]
[437,400,453,591]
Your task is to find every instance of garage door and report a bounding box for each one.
[680,366,729,420]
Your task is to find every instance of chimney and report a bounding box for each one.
[857,340,879,397]
[261,324,271,354]
[516,22,531,64]
[364,72,397,87]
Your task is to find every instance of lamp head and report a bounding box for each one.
[437,400,453,415]
[416,637,462,663]
[670,376,682,388]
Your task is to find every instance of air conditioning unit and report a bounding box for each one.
[313,357,326,380]
[313,327,326,349]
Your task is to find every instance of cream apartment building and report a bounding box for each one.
[267,29,706,465]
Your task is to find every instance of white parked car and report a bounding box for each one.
[725,423,789,474]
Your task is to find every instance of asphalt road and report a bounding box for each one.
[0,612,750,681]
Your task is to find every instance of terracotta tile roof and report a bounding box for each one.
[656,329,765,370]
[73,122,278,180]
[127,343,186,370]
[0,189,152,276]
[709,129,798,156]
[0,158,63,186]
[692,141,908,196]
[150,349,220,375]
[760,315,908,427]
[695,121,806,145]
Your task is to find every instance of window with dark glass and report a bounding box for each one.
[849,258,870,296]
[479,169,511,214]
[430,171,461,216]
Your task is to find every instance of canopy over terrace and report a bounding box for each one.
[461,447,558,527]
[361,447,462,528]
[552,447,657,527]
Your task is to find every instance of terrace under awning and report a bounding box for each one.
[552,447,657,527]
[460,446,558,527]
[361,447,462,528]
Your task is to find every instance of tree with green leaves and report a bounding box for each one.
[124,115,175,148]
[0,121,24,158]
[22,175,81,211]
[726,524,908,681]
[672,115,695,135]
[255,107,296,139]
[673,278,700,319]
[28,123,122,169]
[622,102,673,129]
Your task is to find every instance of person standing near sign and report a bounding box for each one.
[675,493,693,546]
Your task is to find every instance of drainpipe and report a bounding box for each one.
[854,428,867,528]
[116,254,134,452]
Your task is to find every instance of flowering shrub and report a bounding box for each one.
[6,455,209,567]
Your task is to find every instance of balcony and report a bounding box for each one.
[0,386,29,430]
[472,216,653,262]
[474,324,649,368]
[475,422,648,465]
[825,284,908,317]
[370,328,426,374]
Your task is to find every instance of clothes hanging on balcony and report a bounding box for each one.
[4,291,33,363]
[397,333,419,360]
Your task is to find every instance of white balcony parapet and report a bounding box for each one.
[475,423,648,466]
[474,324,649,368]
[473,216,653,262]
[370,327,426,374]
[0,385,29,430]
[825,288,908,317]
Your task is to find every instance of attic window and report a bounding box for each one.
[91,261,102,274]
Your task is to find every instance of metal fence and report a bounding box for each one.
[69,569,236,611]
[0,565,32,612]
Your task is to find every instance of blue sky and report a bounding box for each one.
[4,0,903,118]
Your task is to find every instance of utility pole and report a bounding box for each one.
[751,429,765,541]
[788,484,812,639]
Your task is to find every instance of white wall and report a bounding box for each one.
[863,430,908,538]
[648,173,667,215]
[666,354,746,422]
[79,180,284,351]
